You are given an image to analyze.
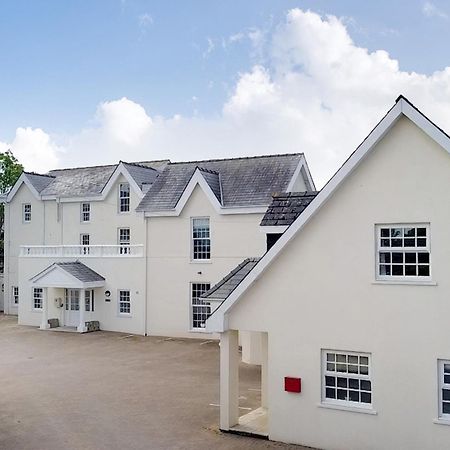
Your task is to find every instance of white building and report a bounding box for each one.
[2,154,315,337]
[206,96,450,449]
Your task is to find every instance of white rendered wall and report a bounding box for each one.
[146,185,266,338]
[226,116,450,449]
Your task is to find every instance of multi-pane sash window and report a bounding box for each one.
[119,183,130,213]
[85,290,94,312]
[33,288,43,310]
[191,283,211,329]
[119,290,131,314]
[322,350,372,408]
[192,218,211,260]
[80,234,90,255]
[377,225,430,279]
[81,202,90,222]
[12,286,19,305]
[23,204,32,222]
[439,360,450,418]
[118,228,130,255]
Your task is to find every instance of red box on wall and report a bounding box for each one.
[284,377,301,393]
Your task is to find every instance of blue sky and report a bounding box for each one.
[2,1,450,184]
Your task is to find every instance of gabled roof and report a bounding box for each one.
[202,258,260,301]
[260,191,318,227]
[206,95,450,332]
[54,262,105,282]
[30,261,105,288]
[198,167,222,203]
[25,172,55,193]
[121,162,160,189]
[136,153,304,212]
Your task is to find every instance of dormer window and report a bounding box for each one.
[376,224,430,280]
[119,183,130,213]
[23,204,31,222]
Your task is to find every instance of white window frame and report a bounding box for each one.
[32,287,43,310]
[81,202,91,222]
[80,233,90,255]
[118,289,131,316]
[190,282,211,331]
[375,223,431,282]
[23,203,32,223]
[118,228,131,255]
[12,286,19,305]
[85,290,94,312]
[191,217,211,261]
[438,360,450,420]
[118,182,130,213]
[321,349,373,411]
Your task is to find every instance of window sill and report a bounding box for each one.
[118,314,132,318]
[189,328,211,333]
[372,280,437,286]
[190,260,212,264]
[32,309,42,313]
[433,418,450,426]
[318,402,377,415]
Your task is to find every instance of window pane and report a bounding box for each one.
[392,265,403,276]
[325,388,336,399]
[418,265,430,276]
[417,238,427,247]
[444,364,450,374]
[380,265,391,275]
[404,228,415,237]
[391,228,402,237]
[405,253,416,263]
[418,253,429,263]
[360,392,371,403]
[325,376,335,387]
[348,378,359,389]
[380,228,390,237]
[360,380,371,391]
[349,390,359,402]
[405,265,417,276]
[392,253,403,263]
[391,239,402,247]
[348,355,358,364]
[379,253,391,263]
[443,389,450,401]
[417,228,426,237]
[443,402,450,414]
[360,366,369,375]
[326,353,335,362]
[337,389,347,400]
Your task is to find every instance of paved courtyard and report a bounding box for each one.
[0,315,306,450]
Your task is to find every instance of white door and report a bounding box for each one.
[64,289,80,327]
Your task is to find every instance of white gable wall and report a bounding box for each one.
[226,116,450,449]
[146,184,266,338]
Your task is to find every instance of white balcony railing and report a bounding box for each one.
[20,244,144,258]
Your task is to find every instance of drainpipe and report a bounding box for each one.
[143,213,148,336]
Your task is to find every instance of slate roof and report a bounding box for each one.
[260,191,318,227]
[136,153,302,212]
[198,168,222,203]
[122,162,160,189]
[55,261,105,283]
[25,172,55,193]
[201,258,260,301]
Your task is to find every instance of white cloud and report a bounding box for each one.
[423,2,448,19]
[5,9,450,187]
[0,127,61,173]
[203,37,215,59]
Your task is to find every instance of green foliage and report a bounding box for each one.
[0,150,23,194]
[0,151,23,267]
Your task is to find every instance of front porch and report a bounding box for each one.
[220,330,269,439]
[30,261,105,333]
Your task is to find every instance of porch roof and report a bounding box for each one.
[30,261,105,288]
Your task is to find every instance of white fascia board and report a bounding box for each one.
[259,225,288,233]
[286,154,316,192]
[206,100,406,333]
[41,195,103,203]
[101,162,144,200]
[6,173,41,202]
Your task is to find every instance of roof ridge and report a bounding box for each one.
[272,191,319,198]
[25,171,55,179]
[197,166,219,175]
[121,161,159,171]
[169,152,303,165]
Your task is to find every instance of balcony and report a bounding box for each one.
[20,244,144,258]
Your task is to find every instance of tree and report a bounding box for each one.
[0,151,23,269]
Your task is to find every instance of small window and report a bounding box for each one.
[376,224,430,280]
[191,283,211,329]
[81,202,91,222]
[119,183,130,213]
[23,204,32,222]
[118,228,130,255]
[80,234,90,255]
[33,288,43,310]
[192,218,210,260]
[119,290,131,315]
[439,360,450,419]
[12,286,19,305]
[85,290,94,312]
[322,350,372,408]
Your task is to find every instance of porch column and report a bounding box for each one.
[77,288,86,332]
[261,332,268,409]
[220,329,239,430]
[39,287,50,330]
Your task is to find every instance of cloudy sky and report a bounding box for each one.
[2,0,450,186]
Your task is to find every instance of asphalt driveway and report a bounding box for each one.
[0,315,304,450]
